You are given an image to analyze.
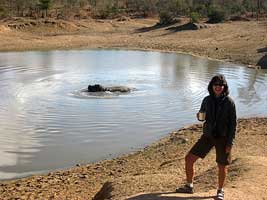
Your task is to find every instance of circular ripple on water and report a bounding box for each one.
[69,88,134,99]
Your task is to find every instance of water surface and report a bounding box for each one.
[0,49,267,180]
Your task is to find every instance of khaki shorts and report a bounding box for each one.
[189,135,231,165]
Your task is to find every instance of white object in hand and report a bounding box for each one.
[198,112,206,121]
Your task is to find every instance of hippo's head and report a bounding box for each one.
[88,84,105,92]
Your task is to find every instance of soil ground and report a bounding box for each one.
[0,17,266,67]
[0,17,267,199]
[0,118,267,199]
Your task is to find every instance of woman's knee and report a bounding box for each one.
[218,164,228,172]
[185,153,198,164]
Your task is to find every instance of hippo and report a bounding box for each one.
[88,84,105,92]
[88,84,131,93]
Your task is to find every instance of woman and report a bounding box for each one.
[176,74,237,200]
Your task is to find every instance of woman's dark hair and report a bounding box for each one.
[208,74,229,96]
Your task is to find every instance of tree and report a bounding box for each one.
[0,5,7,19]
[175,0,190,16]
[223,2,244,15]
[257,0,261,20]
[88,0,96,7]
[156,0,177,24]
[38,0,51,17]
[16,0,31,16]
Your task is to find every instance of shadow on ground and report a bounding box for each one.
[127,192,214,200]
[133,20,180,34]
[159,23,212,36]
[133,24,169,33]
[257,47,267,53]
[257,54,267,69]
[166,23,199,32]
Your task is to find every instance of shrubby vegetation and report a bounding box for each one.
[0,0,266,23]
[156,0,180,25]
[190,12,201,23]
[207,6,226,23]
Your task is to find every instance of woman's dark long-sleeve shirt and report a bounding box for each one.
[199,95,237,146]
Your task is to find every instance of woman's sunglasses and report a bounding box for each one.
[213,83,224,87]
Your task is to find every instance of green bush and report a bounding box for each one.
[230,4,244,14]
[223,3,245,16]
[207,6,226,23]
[97,9,109,19]
[0,7,8,19]
[158,10,175,25]
[95,5,119,19]
[190,12,200,23]
[195,4,208,17]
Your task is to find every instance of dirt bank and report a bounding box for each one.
[0,17,266,67]
[0,118,266,199]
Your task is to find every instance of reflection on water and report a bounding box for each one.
[0,50,267,180]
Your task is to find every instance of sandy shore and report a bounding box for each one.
[0,18,267,199]
[0,118,267,199]
[0,17,266,67]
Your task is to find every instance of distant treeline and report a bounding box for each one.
[0,0,266,22]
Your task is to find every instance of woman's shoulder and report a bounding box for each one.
[225,95,235,105]
[225,95,234,101]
